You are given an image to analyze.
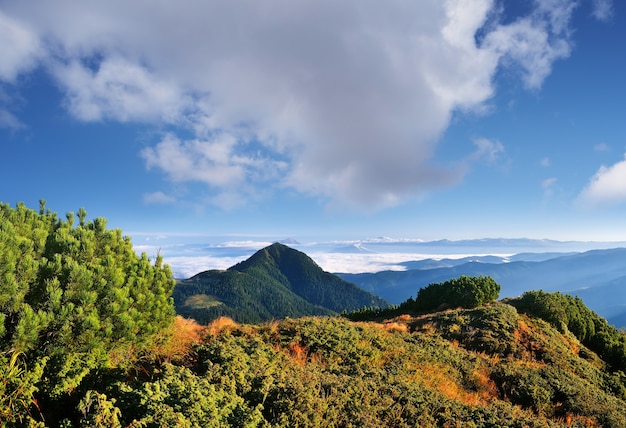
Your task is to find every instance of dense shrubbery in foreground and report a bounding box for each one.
[2,202,626,426]
[0,202,175,425]
[46,309,626,427]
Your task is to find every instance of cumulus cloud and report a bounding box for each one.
[141,132,288,197]
[51,57,188,122]
[1,0,586,209]
[0,11,40,82]
[481,1,575,89]
[577,154,626,208]
[0,11,40,130]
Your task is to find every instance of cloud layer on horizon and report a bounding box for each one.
[0,0,612,210]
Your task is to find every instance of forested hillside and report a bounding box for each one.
[174,242,388,324]
[2,202,626,427]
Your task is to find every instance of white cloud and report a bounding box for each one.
[141,133,286,188]
[51,57,188,122]
[0,108,24,130]
[482,6,574,89]
[577,154,626,208]
[143,191,176,205]
[163,255,250,278]
[591,0,613,21]
[594,142,609,152]
[542,177,558,198]
[540,157,551,167]
[0,12,40,129]
[218,241,274,249]
[2,0,583,209]
[471,137,505,163]
[141,133,244,187]
[0,11,40,82]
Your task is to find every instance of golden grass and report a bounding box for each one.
[288,342,309,366]
[514,319,546,361]
[109,316,207,366]
[206,316,239,337]
[382,321,409,333]
[149,316,206,363]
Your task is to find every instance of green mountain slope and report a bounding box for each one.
[174,243,389,323]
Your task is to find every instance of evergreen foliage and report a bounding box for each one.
[345,275,501,321]
[0,201,175,423]
[509,290,626,372]
[414,275,501,311]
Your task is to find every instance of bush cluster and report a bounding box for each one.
[414,275,501,311]
[0,201,175,424]
[509,290,626,372]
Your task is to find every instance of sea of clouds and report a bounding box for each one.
[132,236,625,279]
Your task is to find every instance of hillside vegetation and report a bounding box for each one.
[2,202,626,427]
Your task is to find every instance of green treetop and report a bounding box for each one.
[0,202,176,405]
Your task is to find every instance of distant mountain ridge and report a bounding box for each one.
[174,242,388,324]
[338,247,626,327]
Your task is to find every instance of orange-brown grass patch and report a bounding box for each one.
[112,316,207,366]
[412,321,436,334]
[391,314,413,322]
[167,316,206,355]
[273,340,324,366]
[514,319,546,361]
[109,343,138,367]
[556,414,600,427]
[411,362,488,407]
[362,320,410,334]
[147,316,207,363]
[382,322,409,333]
[469,365,499,402]
[513,319,531,339]
[515,359,546,370]
[563,335,580,355]
[207,316,239,337]
[287,342,310,366]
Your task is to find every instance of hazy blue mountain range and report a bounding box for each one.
[174,243,389,323]
[338,247,626,327]
[160,236,626,279]
[324,237,626,255]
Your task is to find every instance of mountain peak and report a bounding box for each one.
[175,243,388,324]
[229,241,314,273]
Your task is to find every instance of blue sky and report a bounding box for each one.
[1,0,625,253]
